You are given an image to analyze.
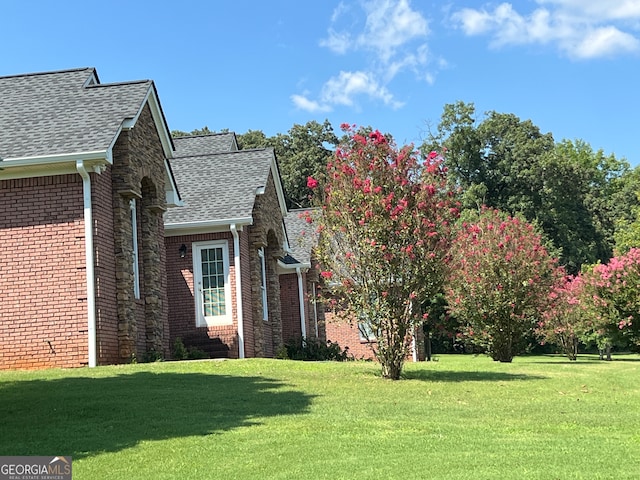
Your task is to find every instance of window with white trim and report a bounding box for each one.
[258,247,268,321]
[193,241,233,326]
[130,199,140,300]
[358,320,377,342]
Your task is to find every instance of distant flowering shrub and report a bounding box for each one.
[536,274,584,360]
[581,248,640,348]
[446,207,561,362]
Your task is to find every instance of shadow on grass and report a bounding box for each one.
[401,370,546,382]
[0,371,314,459]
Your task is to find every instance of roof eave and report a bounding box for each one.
[164,217,254,236]
[0,151,109,179]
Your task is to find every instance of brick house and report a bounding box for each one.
[0,68,181,369]
[0,67,340,369]
[281,208,325,345]
[283,209,376,359]
[164,135,325,358]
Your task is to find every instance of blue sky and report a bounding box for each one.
[2,0,639,165]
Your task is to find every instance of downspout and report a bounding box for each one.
[312,282,319,338]
[230,224,245,359]
[76,160,97,368]
[296,267,307,339]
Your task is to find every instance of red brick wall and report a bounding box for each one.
[165,232,240,358]
[239,230,254,357]
[324,312,377,360]
[280,273,302,342]
[91,168,119,365]
[0,175,88,369]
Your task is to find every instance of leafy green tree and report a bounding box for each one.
[422,102,638,273]
[270,120,338,209]
[310,124,459,379]
[446,208,561,362]
[236,129,270,149]
[171,126,217,137]
[615,194,640,253]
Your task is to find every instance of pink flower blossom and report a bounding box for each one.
[307,176,319,189]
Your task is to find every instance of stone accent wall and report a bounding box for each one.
[0,175,87,369]
[248,171,286,357]
[111,102,169,362]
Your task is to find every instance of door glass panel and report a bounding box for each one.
[201,247,226,317]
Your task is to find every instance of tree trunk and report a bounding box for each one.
[380,357,404,380]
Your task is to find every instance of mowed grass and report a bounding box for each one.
[0,355,639,479]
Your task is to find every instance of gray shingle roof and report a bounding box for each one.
[164,147,275,225]
[0,68,154,160]
[284,208,318,266]
[173,133,238,156]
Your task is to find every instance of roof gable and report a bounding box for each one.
[0,67,180,205]
[173,133,238,155]
[283,208,318,267]
[164,148,275,228]
[166,135,288,232]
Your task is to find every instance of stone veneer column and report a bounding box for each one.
[113,191,138,360]
[110,103,169,362]
[141,194,166,354]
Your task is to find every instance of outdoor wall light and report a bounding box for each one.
[179,244,187,258]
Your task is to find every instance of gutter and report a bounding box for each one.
[230,224,245,359]
[5,150,109,166]
[76,160,97,368]
[164,217,253,236]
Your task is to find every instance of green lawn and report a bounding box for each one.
[1,355,638,479]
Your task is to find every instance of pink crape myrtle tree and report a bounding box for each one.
[581,248,640,359]
[536,274,585,361]
[306,124,460,380]
[446,208,561,362]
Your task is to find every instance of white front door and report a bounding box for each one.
[193,241,232,326]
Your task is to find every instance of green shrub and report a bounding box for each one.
[142,349,164,363]
[172,338,188,360]
[282,337,351,361]
[186,346,209,360]
[172,338,209,360]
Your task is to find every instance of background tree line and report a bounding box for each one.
[173,103,640,271]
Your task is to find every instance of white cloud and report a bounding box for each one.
[573,26,640,58]
[290,94,332,113]
[320,71,404,109]
[357,0,429,62]
[298,0,433,113]
[451,1,640,59]
[537,0,640,21]
[319,28,352,54]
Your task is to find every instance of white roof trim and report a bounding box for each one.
[1,150,108,165]
[277,259,311,275]
[164,217,253,236]
[269,156,288,217]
